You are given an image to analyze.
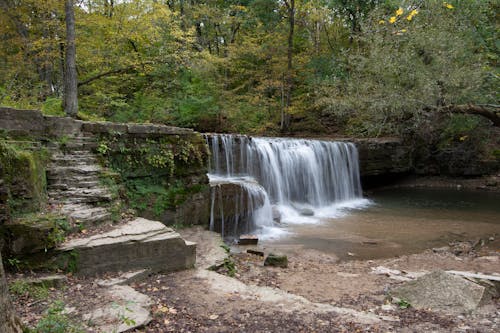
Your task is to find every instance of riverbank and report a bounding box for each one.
[7,226,499,332]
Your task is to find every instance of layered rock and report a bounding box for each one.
[58,218,196,276]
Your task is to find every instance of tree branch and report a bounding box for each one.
[440,104,500,127]
[78,66,137,87]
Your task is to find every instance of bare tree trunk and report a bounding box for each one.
[64,0,78,117]
[282,0,295,131]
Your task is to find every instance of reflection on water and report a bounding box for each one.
[262,188,500,260]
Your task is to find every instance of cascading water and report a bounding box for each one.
[206,134,368,239]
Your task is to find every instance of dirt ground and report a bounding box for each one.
[8,227,499,333]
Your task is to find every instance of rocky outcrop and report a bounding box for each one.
[209,181,266,238]
[354,138,412,177]
[58,218,196,276]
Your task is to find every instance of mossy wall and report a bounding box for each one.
[91,126,211,226]
[0,139,47,217]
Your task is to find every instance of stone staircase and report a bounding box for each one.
[46,135,117,228]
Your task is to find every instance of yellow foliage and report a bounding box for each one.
[407,9,419,21]
[379,20,386,24]
[443,2,454,9]
[389,16,397,24]
[395,8,404,17]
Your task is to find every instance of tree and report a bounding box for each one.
[63,0,78,117]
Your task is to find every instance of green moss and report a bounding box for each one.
[0,139,48,215]
[2,213,71,259]
[96,134,207,179]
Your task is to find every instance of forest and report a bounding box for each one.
[0,0,498,139]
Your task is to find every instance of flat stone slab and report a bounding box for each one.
[59,218,196,276]
[83,285,152,332]
[391,270,491,314]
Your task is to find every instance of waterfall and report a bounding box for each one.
[206,134,367,239]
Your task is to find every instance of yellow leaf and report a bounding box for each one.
[443,2,454,9]
[379,20,386,24]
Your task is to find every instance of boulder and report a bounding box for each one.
[391,270,492,314]
[264,253,288,268]
[58,218,196,276]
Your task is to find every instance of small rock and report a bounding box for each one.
[299,208,314,216]
[247,249,264,257]
[24,274,67,288]
[238,235,258,245]
[209,314,219,320]
[272,207,281,223]
[264,253,288,268]
[432,246,450,254]
[347,252,356,257]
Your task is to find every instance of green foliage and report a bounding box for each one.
[396,298,411,309]
[124,178,201,217]
[41,97,64,117]
[6,257,22,271]
[327,0,498,137]
[66,250,79,274]
[30,301,84,333]
[439,115,486,147]
[0,0,497,140]
[9,280,49,300]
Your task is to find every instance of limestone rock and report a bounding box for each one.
[264,253,288,268]
[58,218,196,276]
[83,285,152,332]
[391,270,491,314]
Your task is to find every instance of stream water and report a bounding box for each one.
[263,188,500,260]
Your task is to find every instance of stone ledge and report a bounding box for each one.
[59,217,196,276]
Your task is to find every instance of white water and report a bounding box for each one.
[206,134,370,239]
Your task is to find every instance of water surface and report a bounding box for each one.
[262,188,500,260]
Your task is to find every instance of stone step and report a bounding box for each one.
[50,155,99,163]
[48,181,101,191]
[47,175,99,186]
[48,193,113,204]
[67,209,112,226]
[47,165,102,177]
[58,218,196,276]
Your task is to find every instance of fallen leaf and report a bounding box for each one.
[209,314,219,320]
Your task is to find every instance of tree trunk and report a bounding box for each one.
[0,243,23,333]
[282,0,295,131]
[63,0,78,118]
